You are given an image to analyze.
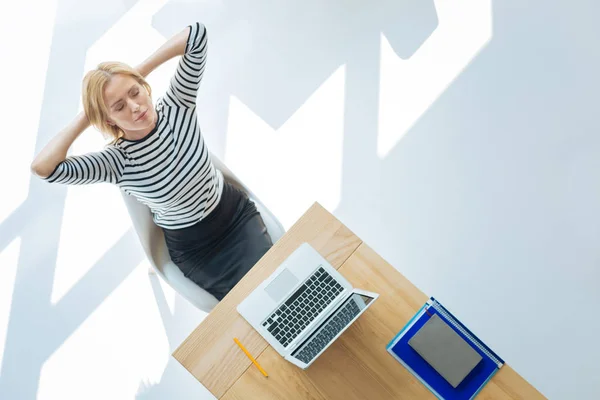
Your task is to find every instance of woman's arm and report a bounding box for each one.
[135,25,191,77]
[161,22,208,108]
[31,111,90,178]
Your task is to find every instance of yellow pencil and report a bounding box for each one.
[233,337,269,378]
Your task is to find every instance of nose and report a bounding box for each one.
[127,98,140,112]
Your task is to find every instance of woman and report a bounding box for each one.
[31,22,273,301]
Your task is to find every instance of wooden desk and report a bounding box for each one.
[173,203,544,399]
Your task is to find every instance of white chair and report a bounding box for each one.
[122,154,285,313]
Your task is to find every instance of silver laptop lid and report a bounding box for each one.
[286,289,379,369]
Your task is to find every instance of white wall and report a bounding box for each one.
[1,0,598,399]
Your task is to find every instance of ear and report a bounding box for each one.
[106,120,114,126]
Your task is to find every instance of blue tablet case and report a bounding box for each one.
[386,298,504,400]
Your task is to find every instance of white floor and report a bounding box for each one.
[1,0,600,399]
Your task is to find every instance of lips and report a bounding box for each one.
[136,110,147,121]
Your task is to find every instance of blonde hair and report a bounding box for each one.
[82,62,152,143]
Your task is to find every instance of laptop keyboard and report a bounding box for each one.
[262,267,344,347]
[293,296,361,364]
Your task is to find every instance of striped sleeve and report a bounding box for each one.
[164,22,208,108]
[42,146,125,185]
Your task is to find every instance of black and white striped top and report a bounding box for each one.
[44,22,223,230]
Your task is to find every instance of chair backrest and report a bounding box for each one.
[121,153,285,312]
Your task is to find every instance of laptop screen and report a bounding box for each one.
[290,293,375,363]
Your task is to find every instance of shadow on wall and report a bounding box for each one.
[0,0,144,398]
[155,0,438,129]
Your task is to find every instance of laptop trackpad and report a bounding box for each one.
[264,268,299,303]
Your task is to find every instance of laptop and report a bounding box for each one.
[237,243,379,369]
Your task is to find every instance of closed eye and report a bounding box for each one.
[113,86,139,111]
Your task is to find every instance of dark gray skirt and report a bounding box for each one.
[162,182,273,301]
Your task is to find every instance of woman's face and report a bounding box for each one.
[103,74,157,134]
